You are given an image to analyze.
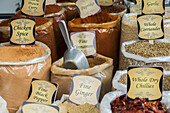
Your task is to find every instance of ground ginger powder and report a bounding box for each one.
[0,45,45,62]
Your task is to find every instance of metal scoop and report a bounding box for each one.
[59,20,89,69]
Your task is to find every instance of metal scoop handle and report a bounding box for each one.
[59,20,73,49]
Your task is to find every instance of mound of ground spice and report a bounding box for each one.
[45,5,62,15]
[101,6,124,13]
[0,45,45,62]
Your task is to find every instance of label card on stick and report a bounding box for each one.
[98,0,114,6]
[137,15,164,40]
[21,101,60,113]
[21,0,46,17]
[75,0,101,18]
[136,0,142,5]
[142,0,165,15]
[127,66,163,101]
[27,78,58,104]
[69,74,102,107]
[10,18,36,45]
[70,31,96,57]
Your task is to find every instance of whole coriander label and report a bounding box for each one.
[75,0,101,18]
[10,18,36,45]
[21,101,59,113]
[21,0,46,17]
[71,31,96,57]
[98,0,114,6]
[137,15,164,40]
[27,78,58,104]
[69,74,102,107]
[142,0,165,15]
[127,66,163,101]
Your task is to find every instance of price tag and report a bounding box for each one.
[98,0,114,6]
[21,0,46,17]
[21,101,60,113]
[27,78,58,104]
[142,0,165,15]
[69,74,102,107]
[70,31,96,57]
[75,0,101,18]
[127,66,163,101]
[137,15,164,40]
[10,18,36,45]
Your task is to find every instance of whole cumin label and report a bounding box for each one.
[127,66,163,101]
[27,78,58,104]
[21,0,46,17]
[69,74,102,107]
[137,15,164,40]
[98,0,114,6]
[10,18,36,45]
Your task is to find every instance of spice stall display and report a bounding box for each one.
[0,41,51,113]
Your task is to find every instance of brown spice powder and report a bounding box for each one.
[0,45,45,62]
[45,5,62,15]
[101,6,124,13]
[125,41,170,58]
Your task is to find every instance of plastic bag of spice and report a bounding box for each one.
[0,12,57,62]
[68,11,121,73]
[50,54,114,101]
[120,13,170,46]
[119,40,170,71]
[112,70,170,92]
[0,41,51,113]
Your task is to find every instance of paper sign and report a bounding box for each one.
[71,31,96,57]
[137,15,164,40]
[127,66,163,101]
[142,0,165,15]
[21,101,59,113]
[98,0,114,6]
[21,0,46,17]
[46,0,56,5]
[27,78,58,104]
[69,74,102,107]
[10,18,36,45]
[75,0,101,18]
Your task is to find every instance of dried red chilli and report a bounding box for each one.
[110,94,168,113]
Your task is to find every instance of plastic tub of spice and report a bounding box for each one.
[0,41,51,113]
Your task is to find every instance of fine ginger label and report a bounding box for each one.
[137,15,164,40]
[98,0,113,6]
[142,0,165,14]
[21,0,46,17]
[10,18,36,45]
[127,67,163,101]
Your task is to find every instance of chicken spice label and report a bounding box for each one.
[70,31,96,57]
[21,101,59,113]
[127,66,163,101]
[75,0,101,18]
[98,0,114,6]
[10,18,36,45]
[69,74,102,107]
[142,0,165,15]
[137,15,164,40]
[27,78,58,104]
[21,0,46,17]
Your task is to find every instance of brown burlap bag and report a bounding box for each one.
[51,54,113,101]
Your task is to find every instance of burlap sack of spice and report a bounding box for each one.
[51,54,114,101]
[0,41,51,113]
[119,40,170,71]
[0,12,57,62]
[112,70,170,92]
[120,13,170,46]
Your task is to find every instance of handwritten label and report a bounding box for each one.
[137,15,164,40]
[46,0,56,5]
[75,0,101,18]
[98,0,114,6]
[69,74,102,107]
[71,31,96,56]
[142,0,165,15]
[27,78,58,104]
[21,0,46,17]
[127,66,163,101]
[21,101,59,113]
[10,18,36,45]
